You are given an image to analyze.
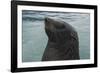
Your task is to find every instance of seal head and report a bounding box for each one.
[42,17,80,61]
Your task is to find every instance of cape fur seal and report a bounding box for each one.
[42,17,80,61]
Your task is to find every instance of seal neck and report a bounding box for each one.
[48,41,68,49]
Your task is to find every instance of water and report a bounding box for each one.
[22,10,90,62]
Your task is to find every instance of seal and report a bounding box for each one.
[42,17,80,61]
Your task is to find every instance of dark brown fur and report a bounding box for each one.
[42,17,80,61]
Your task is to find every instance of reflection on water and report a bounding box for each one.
[22,10,90,62]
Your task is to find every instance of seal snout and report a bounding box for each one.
[45,17,65,29]
[45,17,55,30]
[45,17,51,22]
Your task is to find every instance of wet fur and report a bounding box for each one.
[42,17,80,61]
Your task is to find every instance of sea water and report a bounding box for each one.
[22,10,90,62]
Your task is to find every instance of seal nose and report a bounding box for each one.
[45,17,54,29]
[45,17,48,22]
[45,17,52,23]
[45,17,50,28]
